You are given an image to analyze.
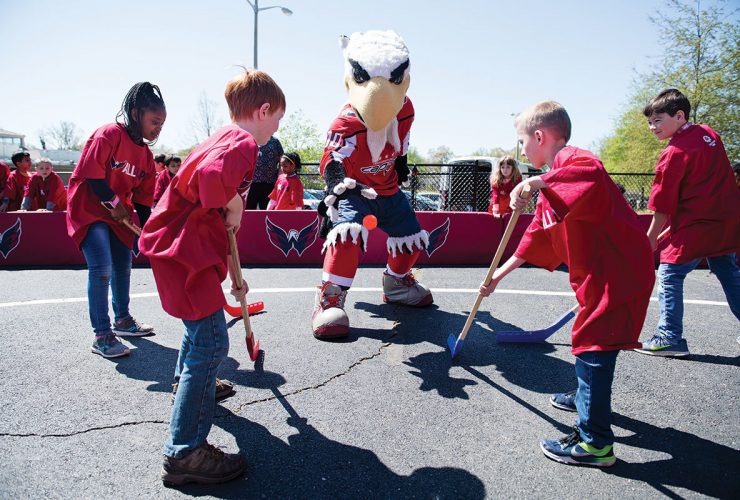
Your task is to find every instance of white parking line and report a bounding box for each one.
[0,288,729,308]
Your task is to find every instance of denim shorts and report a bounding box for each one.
[333,190,421,238]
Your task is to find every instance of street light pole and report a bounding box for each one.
[245,0,293,69]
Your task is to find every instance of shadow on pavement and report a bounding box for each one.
[609,412,740,498]
[175,364,487,499]
[114,336,179,393]
[355,301,576,400]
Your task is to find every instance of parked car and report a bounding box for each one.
[403,191,438,211]
[303,188,324,210]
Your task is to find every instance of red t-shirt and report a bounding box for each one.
[66,123,155,248]
[24,171,67,211]
[153,170,173,206]
[268,173,304,210]
[139,125,258,321]
[319,98,414,196]
[515,146,655,355]
[488,178,515,215]
[648,123,740,264]
[3,170,34,211]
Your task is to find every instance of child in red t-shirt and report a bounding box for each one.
[487,155,522,218]
[21,158,67,211]
[635,89,740,358]
[66,82,166,358]
[267,152,304,210]
[139,70,285,486]
[479,101,654,468]
[152,155,181,207]
[0,162,10,201]
[1,151,34,212]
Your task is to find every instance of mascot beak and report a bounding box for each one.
[346,75,411,131]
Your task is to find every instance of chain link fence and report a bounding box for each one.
[298,162,655,214]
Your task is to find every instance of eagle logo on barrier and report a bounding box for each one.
[425,217,450,257]
[0,218,22,259]
[265,216,320,257]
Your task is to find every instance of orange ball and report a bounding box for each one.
[362,214,378,230]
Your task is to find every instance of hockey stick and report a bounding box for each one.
[101,202,142,236]
[496,304,578,343]
[227,228,261,362]
[447,185,531,358]
[224,301,265,318]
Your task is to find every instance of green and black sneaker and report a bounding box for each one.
[540,429,616,467]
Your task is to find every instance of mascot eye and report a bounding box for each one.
[389,60,409,86]
[349,59,371,84]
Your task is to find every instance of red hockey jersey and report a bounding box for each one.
[319,98,414,196]
[648,123,740,264]
[515,146,655,355]
[139,125,258,320]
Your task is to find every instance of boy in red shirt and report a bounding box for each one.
[635,89,740,357]
[139,70,285,486]
[152,155,181,207]
[22,158,67,211]
[479,101,654,467]
[1,151,34,212]
[267,152,304,210]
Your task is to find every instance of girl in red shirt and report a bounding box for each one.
[66,82,166,358]
[21,158,67,211]
[267,152,304,210]
[152,155,181,207]
[487,156,522,218]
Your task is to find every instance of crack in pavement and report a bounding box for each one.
[0,420,168,438]
[0,322,402,439]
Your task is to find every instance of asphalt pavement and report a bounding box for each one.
[0,265,738,499]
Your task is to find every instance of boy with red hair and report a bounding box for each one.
[140,70,285,486]
[480,101,654,467]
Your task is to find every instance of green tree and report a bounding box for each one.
[276,110,324,167]
[427,145,454,163]
[601,0,739,170]
[407,146,426,164]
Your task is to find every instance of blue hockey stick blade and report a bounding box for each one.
[496,308,576,343]
[447,333,464,358]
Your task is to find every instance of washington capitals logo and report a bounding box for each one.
[265,217,320,257]
[425,218,450,257]
[0,218,22,259]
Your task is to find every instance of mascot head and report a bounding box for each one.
[341,30,410,132]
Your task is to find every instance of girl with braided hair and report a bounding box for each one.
[66,82,166,358]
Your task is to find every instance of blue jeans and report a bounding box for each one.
[575,350,619,449]
[657,253,740,342]
[165,310,229,458]
[80,222,132,335]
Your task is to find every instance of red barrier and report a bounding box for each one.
[0,211,662,268]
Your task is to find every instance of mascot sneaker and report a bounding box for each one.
[382,272,433,306]
[312,282,350,339]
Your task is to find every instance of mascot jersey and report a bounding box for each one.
[320,98,414,196]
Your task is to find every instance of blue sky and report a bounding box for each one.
[1,0,666,156]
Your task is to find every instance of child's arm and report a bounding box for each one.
[223,192,244,232]
[646,212,669,251]
[20,196,33,211]
[479,255,526,297]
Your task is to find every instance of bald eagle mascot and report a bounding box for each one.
[312,30,433,339]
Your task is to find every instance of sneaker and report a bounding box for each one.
[113,317,154,337]
[382,272,433,307]
[550,390,577,412]
[162,441,246,486]
[311,282,350,339]
[91,334,130,358]
[171,379,235,402]
[540,429,616,468]
[634,335,690,357]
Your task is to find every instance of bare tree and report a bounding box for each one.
[47,121,82,150]
[427,145,455,163]
[191,91,223,142]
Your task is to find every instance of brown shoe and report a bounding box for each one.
[171,379,235,403]
[162,442,246,486]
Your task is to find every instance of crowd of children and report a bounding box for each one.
[1,69,737,486]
